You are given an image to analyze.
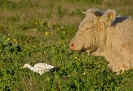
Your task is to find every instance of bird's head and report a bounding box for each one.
[21,64,30,69]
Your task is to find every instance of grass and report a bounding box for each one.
[0,0,133,91]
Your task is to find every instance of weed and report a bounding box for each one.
[0,0,133,91]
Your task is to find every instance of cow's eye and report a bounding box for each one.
[86,28,89,31]
[86,27,92,31]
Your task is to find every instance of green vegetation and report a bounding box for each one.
[0,0,133,90]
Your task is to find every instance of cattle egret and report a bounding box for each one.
[21,63,54,75]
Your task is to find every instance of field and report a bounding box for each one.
[0,0,133,91]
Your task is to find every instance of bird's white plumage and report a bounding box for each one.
[22,63,54,75]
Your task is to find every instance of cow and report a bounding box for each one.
[69,8,133,74]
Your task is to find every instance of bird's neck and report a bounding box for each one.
[27,65,35,71]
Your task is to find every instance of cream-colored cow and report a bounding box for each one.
[70,8,133,74]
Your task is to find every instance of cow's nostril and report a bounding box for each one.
[70,43,74,47]
[70,43,74,49]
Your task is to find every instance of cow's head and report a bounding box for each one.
[69,8,116,54]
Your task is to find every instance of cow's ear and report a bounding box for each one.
[101,9,116,26]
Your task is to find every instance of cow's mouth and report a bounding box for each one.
[81,48,86,52]
[71,48,93,55]
[74,47,90,53]
[72,48,86,53]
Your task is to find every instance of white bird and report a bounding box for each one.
[21,63,54,75]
